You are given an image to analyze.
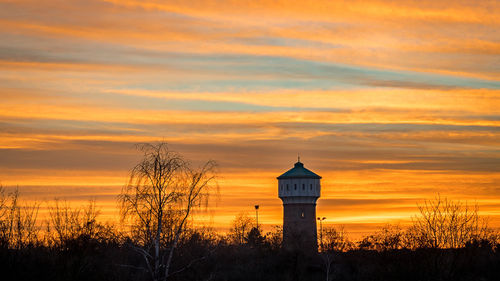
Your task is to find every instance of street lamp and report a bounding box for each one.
[317,217,326,251]
[255,205,259,229]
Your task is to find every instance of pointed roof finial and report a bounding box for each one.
[298,153,300,163]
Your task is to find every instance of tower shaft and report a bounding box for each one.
[282,203,317,250]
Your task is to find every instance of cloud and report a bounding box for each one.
[1,0,499,80]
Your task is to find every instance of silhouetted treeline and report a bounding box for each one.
[1,223,499,281]
[1,191,499,281]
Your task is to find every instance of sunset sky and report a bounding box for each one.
[0,0,499,237]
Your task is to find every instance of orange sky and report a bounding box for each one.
[0,0,499,238]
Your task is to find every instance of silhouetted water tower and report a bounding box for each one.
[277,158,321,251]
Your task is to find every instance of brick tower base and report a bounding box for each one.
[282,203,318,251]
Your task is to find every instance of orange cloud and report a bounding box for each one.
[1,1,498,79]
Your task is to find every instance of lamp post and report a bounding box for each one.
[317,217,326,251]
[255,205,259,229]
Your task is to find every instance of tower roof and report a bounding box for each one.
[277,161,322,179]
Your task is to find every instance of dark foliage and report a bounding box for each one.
[0,231,499,281]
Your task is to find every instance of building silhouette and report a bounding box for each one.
[277,159,321,251]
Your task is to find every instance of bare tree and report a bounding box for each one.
[228,212,254,245]
[0,186,15,248]
[15,200,40,247]
[409,195,489,249]
[0,185,9,247]
[265,225,283,250]
[47,199,101,247]
[376,224,404,250]
[119,143,217,281]
[0,187,40,248]
[357,224,406,251]
[322,225,353,252]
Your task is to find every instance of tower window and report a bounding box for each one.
[300,211,305,218]
[294,184,297,190]
[286,184,289,191]
[280,185,283,190]
[310,184,312,190]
